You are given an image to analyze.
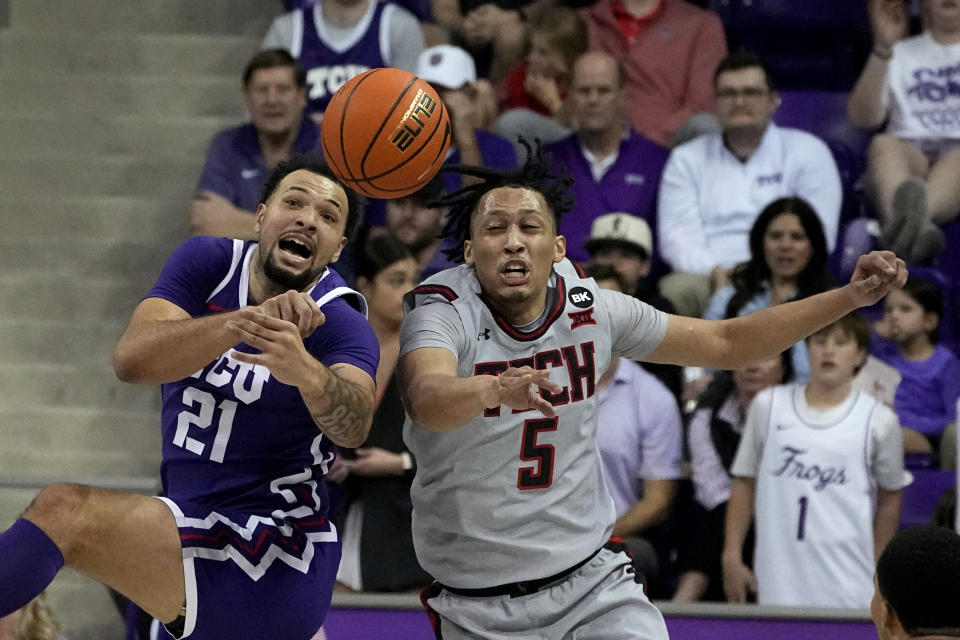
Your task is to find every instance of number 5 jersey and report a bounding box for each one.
[399,259,667,589]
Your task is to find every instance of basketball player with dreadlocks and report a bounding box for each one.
[397,140,907,639]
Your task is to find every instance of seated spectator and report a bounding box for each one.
[374,176,454,280]
[331,234,432,592]
[658,52,842,317]
[0,593,65,640]
[673,353,793,602]
[579,0,727,146]
[847,0,960,264]
[416,45,515,192]
[873,525,960,640]
[585,263,684,589]
[704,197,834,383]
[431,0,535,82]
[190,49,320,239]
[872,276,960,458]
[494,8,588,153]
[546,51,668,265]
[262,0,425,116]
[584,213,681,399]
[722,313,908,608]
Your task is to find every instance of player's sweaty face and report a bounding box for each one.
[254,169,348,292]
[464,187,566,325]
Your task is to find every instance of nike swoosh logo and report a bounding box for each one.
[241,169,260,180]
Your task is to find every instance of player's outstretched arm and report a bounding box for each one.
[227,308,375,447]
[721,476,758,604]
[113,298,252,384]
[646,251,907,370]
[113,291,325,385]
[398,347,562,432]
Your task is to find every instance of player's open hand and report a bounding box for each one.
[846,250,907,308]
[721,555,757,604]
[482,366,563,418]
[257,290,326,338]
[226,308,315,387]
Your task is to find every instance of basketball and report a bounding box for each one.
[321,68,451,199]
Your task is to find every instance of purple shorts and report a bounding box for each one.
[157,497,340,640]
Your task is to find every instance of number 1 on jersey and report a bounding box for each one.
[797,495,808,540]
[518,417,558,490]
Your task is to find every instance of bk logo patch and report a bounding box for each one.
[568,286,593,309]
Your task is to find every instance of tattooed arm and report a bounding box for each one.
[227,308,376,447]
[302,363,376,447]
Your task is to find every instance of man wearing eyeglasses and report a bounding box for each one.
[656,52,842,318]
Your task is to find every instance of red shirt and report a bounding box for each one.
[610,0,665,44]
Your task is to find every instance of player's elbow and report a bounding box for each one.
[112,343,147,384]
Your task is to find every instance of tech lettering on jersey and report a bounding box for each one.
[474,341,597,418]
[770,445,849,492]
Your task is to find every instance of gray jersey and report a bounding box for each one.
[400,260,667,589]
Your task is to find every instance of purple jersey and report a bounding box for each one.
[195,120,323,212]
[546,131,668,264]
[293,4,388,113]
[146,236,378,568]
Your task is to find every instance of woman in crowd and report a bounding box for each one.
[704,197,833,382]
[332,234,431,592]
[672,353,793,602]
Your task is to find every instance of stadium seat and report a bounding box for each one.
[709,0,871,91]
[899,469,956,530]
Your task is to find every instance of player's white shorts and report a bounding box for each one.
[420,547,669,639]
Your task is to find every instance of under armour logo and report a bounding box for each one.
[478,328,491,340]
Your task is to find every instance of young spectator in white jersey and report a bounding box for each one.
[723,312,910,608]
[872,525,960,640]
[397,138,905,638]
[657,52,841,317]
[672,352,793,602]
[584,263,683,592]
[848,0,960,264]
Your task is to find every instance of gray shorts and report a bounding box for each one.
[420,548,669,639]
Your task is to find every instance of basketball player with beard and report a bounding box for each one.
[0,156,379,640]
[398,141,906,638]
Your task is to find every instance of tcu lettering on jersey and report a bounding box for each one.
[307,64,370,101]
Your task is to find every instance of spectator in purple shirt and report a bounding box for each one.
[190,49,323,240]
[585,263,683,591]
[546,51,669,265]
[872,275,960,460]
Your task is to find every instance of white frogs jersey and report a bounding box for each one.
[754,384,878,608]
[402,260,616,589]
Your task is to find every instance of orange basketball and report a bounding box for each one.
[321,68,451,199]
